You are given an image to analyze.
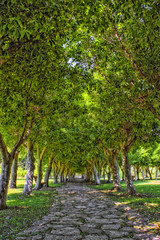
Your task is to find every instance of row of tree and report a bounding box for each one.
[0,0,160,209]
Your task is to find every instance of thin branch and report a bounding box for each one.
[10,116,35,159]
[114,29,145,80]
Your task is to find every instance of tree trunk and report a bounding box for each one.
[0,134,13,210]
[53,171,58,183]
[22,141,35,195]
[94,166,100,185]
[0,119,34,208]
[10,151,19,188]
[148,172,152,180]
[122,146,136,195]
[145,169,148,178]
[136,167,140,180]
[34,146,46,190]
[107,171,112,183]
[44,154,55,187]
[34,162,43,190]
[141,168,145,180]
[110,150,121,190]
[59,165,65,183]
[155,169,159,180]
[120,167,125,181]
[59,171,64,183]
[98,169,102,179]
[103,172,106,181]
[81,174,84,179]
[147,167,152,180]
[134,167,137,181]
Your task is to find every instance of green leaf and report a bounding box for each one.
[17,19,23,28]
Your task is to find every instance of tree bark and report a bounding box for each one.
[120,167,125,181]
[34,146,46,190]
[122,146,136,195]
[107,171,112,183]
[110,150,121,191]
[136,167,140,180]
[22,141,35,195]
[141,168,145,180]
[155,169,159,180]
[44,154,55,187]
[147,167,153,180]
[103,172,106,181]
[53,171,58,183]
[94,165,100,185]
[98,169,102,179]
[10,151,19,188]
[134,167,137,181]
[0,118,34,209]
[59,170,64,183]
[0,134,13,209]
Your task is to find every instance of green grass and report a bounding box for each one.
[0,178,63,240]
[89,179,160,234]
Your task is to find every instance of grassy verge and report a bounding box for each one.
[89,179,160,234]
[0,178,63,240]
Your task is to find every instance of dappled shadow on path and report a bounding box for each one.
[15,181,160,240]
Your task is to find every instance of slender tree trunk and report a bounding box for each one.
[122,146,136,195]
[120,167,125,181]
[34,146,46,190]
[0,160,12,209]
[147,167,152,180]
[0,134,13,210]
[34,162,43,190]
[145,169,148,178]
[10,151,19,188]
[85,169,92,182]
[141,168,146,180]
[59,170,64,183]
[134,167,137,181]
[103,172,106,181]
[53,171,58,183]
[148,172,152,180]
[107,171,112,183]
[0,118,34,208]
[98,169,102,179]
[136,167,140,180]
[110,150,121,191]
[155,169,159,180]
[94,166,100,185]
[22,141,35,195]
[44,154,55,187]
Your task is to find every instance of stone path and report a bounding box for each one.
[16,182,160,240]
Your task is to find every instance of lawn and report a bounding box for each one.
[0,178,63,240]
[89,179,160,234]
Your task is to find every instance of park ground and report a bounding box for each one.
[0,178,159,240]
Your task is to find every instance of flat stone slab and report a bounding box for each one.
[107,230,130,238]
[44,235,82,240]
[84,235,109,240]
[51,227,80,235]
[101,223,121,230]
[80,225,102,234]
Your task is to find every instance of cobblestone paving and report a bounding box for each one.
[16,182,160,240]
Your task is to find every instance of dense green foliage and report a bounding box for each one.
[0,0,160,209]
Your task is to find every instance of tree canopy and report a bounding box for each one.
[0,0,160,208]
